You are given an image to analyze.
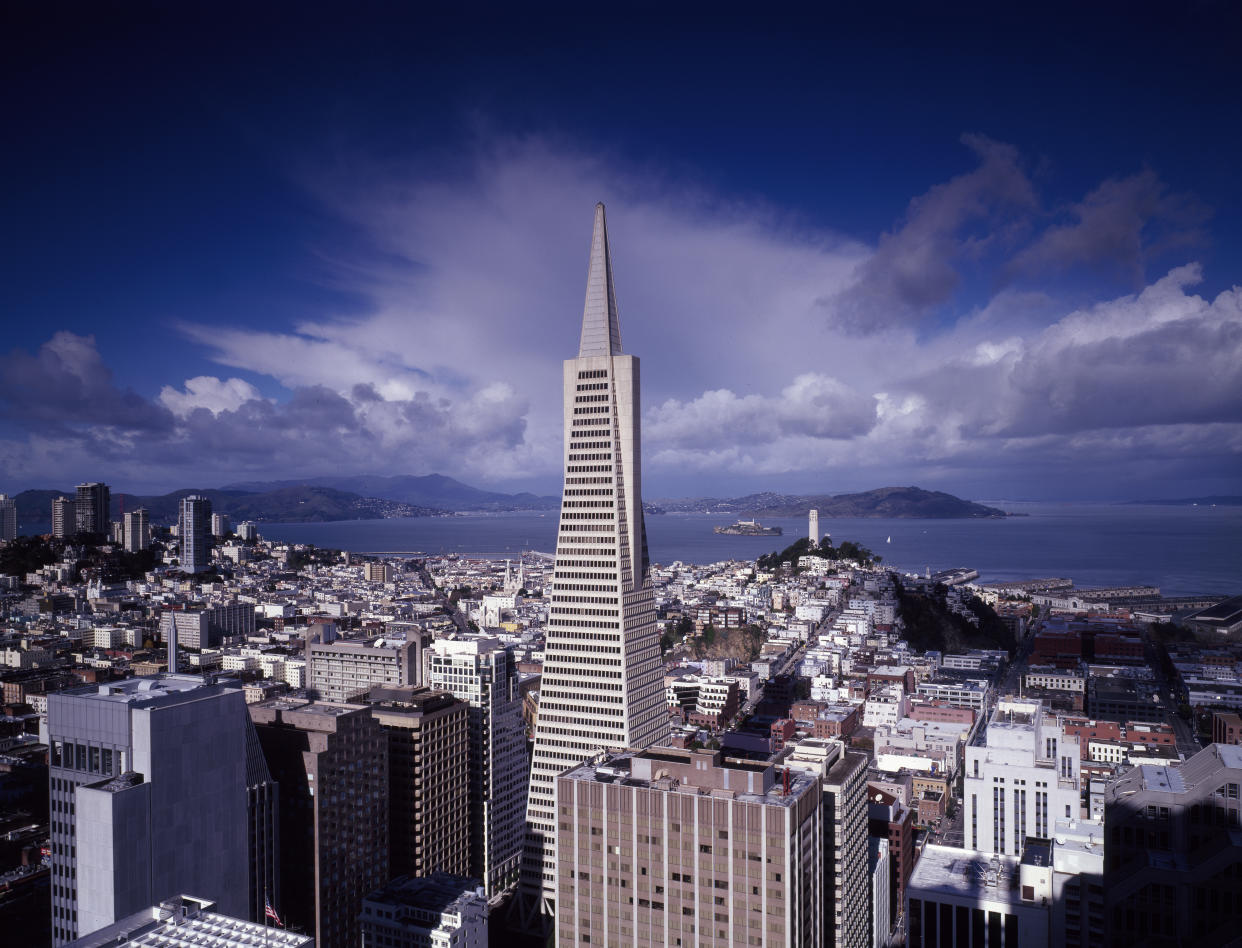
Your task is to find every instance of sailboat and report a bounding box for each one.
[886,536,891,544]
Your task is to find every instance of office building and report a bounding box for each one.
[0,493,15,541]
[309,636,420,702]
[365,561,392,583]
[250,698,389,948]
[555,746,822,947]
[76,482,111,536]
[869,837,891,948]
[53,495,76,538]
[371,686,470,880]
[178,494,212,574]
[360,874,489,948]
[122,508,149,552]
[1103,742,1242,946]
[963,699,1082,858]
[523,204,669,915]
[45,675,255,946]
[425,636,527,896]
[65,895,311,948]
[159,602,255,651]
[786,737,869,948]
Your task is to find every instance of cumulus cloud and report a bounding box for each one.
[1,135,1236,500]
[158,376,264,417]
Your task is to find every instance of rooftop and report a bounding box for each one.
[66,896,311,947]
[909,844,1021,904]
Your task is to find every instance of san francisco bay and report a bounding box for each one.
[258,502,1241,598]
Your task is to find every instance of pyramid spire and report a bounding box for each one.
[578,202,623,357]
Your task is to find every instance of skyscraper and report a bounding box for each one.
[521,204,669,915]
[250,699,389,948]
[178,495,212,574]
[122,508,149,553]
[425,636,528,896]
[0,493,16,541]
[44,675,256,946]
[52,495,75,538]
[75,482,111,537]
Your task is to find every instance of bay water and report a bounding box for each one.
[258,502,1241,598]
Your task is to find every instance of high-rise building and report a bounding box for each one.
[555,746,822,947]
[250,699,389,948]
[963,699,1082,858]
[809,508,819,547]
[44,675,257,946]
[122,508,149,553]
[0,493,16,541]
[522,203,669,914]
[1103,742,1242,946]
[211,512,230,537]
[52,495,75,538]
[370,686,470,880]
[178,495,212,574]
[425,636,527,896]
[75,482,111,537]
[787,737,869,948]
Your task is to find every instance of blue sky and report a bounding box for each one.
[2,3,1240,500]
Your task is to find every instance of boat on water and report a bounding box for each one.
[714,518,782,536]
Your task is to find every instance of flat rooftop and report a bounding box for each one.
[908,844,1021,905]
[65,674,233,706]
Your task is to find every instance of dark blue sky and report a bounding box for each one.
[3,3,1240,499]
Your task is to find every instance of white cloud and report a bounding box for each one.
[158,376,264,417]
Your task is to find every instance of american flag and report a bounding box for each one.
[264,899,282,927]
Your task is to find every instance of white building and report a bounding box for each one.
[963,700,1083,857]
[523,204,669,915]
[359,874,488,948]
[863,683,909,728]
[66,895,310,948]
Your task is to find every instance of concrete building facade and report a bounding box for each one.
[555,747,822,947]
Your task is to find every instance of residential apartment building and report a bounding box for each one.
[308,636,420,703]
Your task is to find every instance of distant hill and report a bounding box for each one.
[658,486,1009,519]
[223,473,559,511]
[13,486,444,526]
[1126,496,1242,507]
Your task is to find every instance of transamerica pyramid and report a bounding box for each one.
[520,203,669,919]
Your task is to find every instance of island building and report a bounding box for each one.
[554,747,822,947]
[424,637,527,896]
[359,874,489,948]
[75,482,111,536]
[65,895,312,948]
[369,685,470,880]
[44,675,265,946]
[121,507,149,552]
[249,698,389,948]
[0,493,15,541]
[963,699,1084,858]
[177,494,212,574]
[522,204,669,918]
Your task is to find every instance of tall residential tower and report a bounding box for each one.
[521,204,668,915]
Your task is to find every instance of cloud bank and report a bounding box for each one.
[0,136,1236,500]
